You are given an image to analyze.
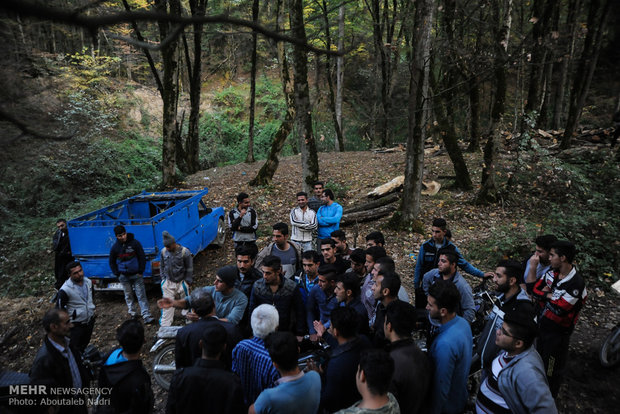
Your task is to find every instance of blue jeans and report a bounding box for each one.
[120,275,152,319]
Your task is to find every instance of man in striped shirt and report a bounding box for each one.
[475,310,557,414]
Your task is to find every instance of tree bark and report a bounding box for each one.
[246,0,259,163]
[155,0,182,187]
[397,0,434,230]
[184,0,207,174]
[476,0,513,204]
[335,5,345,149]
[289,0,319,192]
[562,0,610,149]
[250,0,296,186]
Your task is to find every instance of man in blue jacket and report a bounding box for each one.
[109,225,155,324]
[316,189,343,239]
[427,280,472,414]
[414,218,492,308]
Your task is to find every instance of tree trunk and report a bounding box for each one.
[335,5,345,149]
[468,80,481,151]
[289,0,319,192]
[246,0,259,163]
[250,0,296,186]
[396,0,434,231]
[184,0,207,174]
[320,0,344,152]
[562,0,609,149]
[155,0,182,187]
[552,0,581,130]
[476,0,513,204]
[430,77,473,190]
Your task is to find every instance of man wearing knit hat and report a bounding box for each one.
[109,225,155,324]
[159,231,193,327]
[159,266,248,326]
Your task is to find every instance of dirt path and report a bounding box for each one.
[1,150,618,413]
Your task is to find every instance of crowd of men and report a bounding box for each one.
[29,184,586,413]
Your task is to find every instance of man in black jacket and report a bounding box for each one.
[167,324,246,414]
[29,308,90,414]
[384,300,431,414]
[53,219,73,289]
[109,225,155,324]
[175,289,242,369]
[98,319,153,414]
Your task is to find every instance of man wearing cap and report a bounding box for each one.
[159,266,248,325]
[109,225,155,324]
[475,310,557,414]
[159,231,193,327]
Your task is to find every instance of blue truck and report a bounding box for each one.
[67,188,225,290]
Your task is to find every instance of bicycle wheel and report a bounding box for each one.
[153,344,176,390]
[599,326,620,368]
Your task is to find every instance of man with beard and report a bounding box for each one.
[476,260,535,376]
[290,191,317,252]
[422,248,475,323]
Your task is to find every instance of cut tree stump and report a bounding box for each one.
[344,193,400,214]
[341,204,397,226]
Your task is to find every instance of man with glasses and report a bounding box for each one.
[475,310,557,414]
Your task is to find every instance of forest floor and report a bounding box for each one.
[1,148,619,413]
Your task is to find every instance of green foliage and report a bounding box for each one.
[66,48,121,89]
[324,180,350,200]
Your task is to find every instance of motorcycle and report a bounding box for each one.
[599,280,620,368]
[150,326,181,391]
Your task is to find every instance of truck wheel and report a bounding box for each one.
[153,344,176,390]
[212,217,226,247]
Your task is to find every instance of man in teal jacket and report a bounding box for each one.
[317,189,343,239]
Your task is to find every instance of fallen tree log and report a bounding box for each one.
[344,193,400,214]
[341,204,397,226]
[367,176,404,198]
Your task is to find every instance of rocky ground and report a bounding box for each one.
[1,149,618,413]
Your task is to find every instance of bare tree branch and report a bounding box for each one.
[0,108,75,142]
[2,0,344,56]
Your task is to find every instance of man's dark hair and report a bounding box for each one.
[437,248,459,265]
[365,231,385,246]
[432,218,447,230]
[338,273,361,298]
[191,289,216,317]
[42,308,67,333]
[318,264,338,281]
[535,234,558,252]
[331,229,346,241]
[428,279,460,314]
[320,238,336,248]
[302,250,321,263]
[380,272,401,298]
[497,259,524,281]
[272,222,289,236]
[56,219,67,225]
[385,300,417,338]
[313,181,324,188]
[236,245,257,260]
[65,261,82,275]
[236,192,249,203]
[296,191,308,198]
[116,319,145,354]
[376,256,395,275]
[550,240,577,263]
[265,331,299,372]
[323,189,335,200]
[358,349,394,396]
[349,249,366,265]
[201,324,228,358]
[330,306,358,339]
[262,255,282,271]
[114,225,126,236]
[365,246,387,262]
[503,309,538,349]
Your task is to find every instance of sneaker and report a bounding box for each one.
[129,313,139,319]
[144,316,157,325]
